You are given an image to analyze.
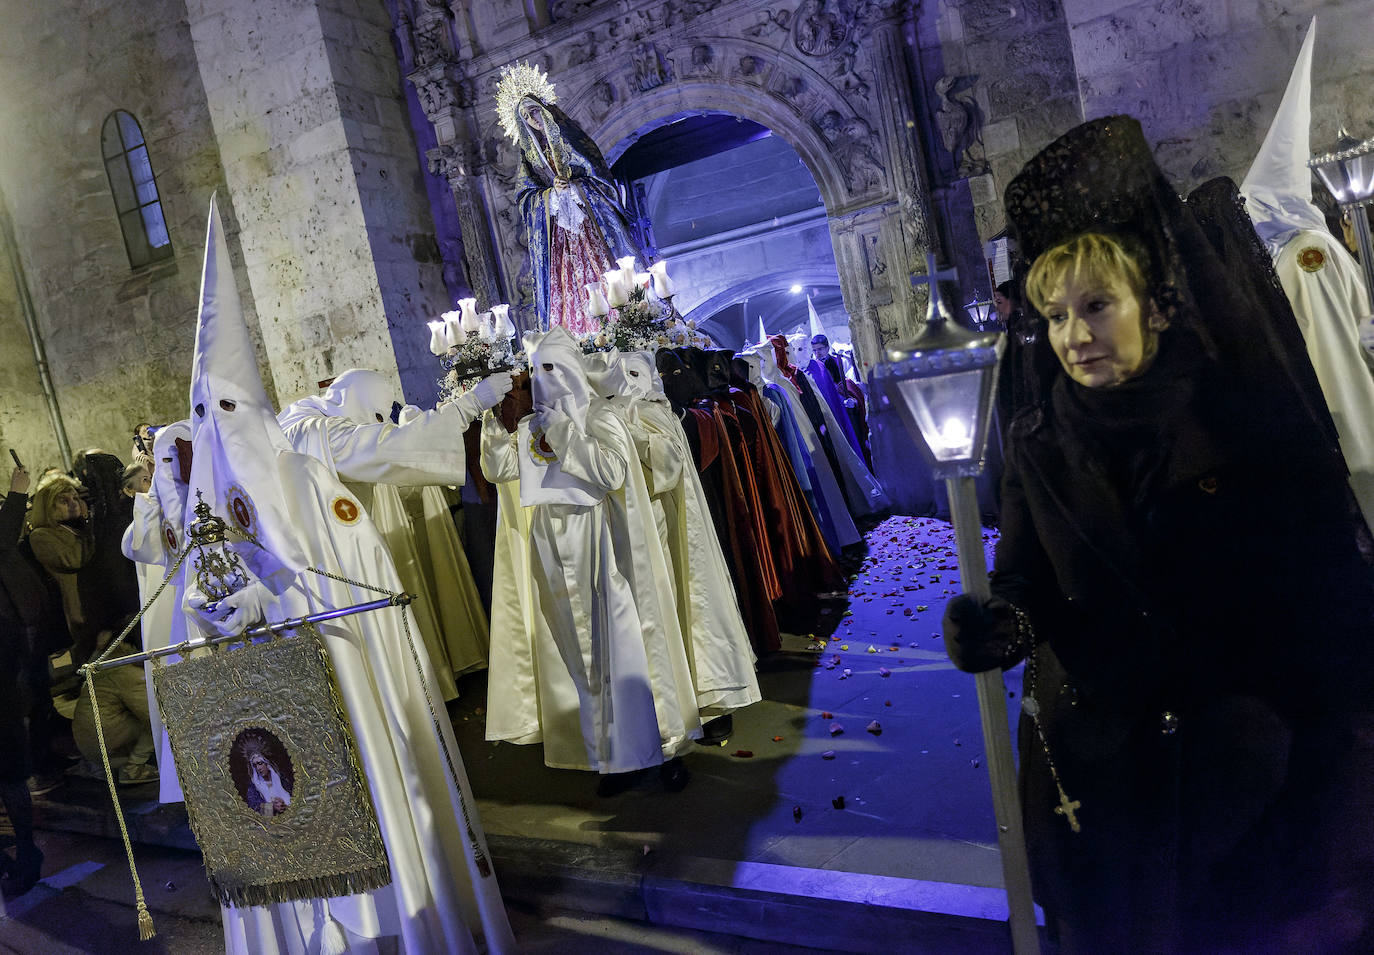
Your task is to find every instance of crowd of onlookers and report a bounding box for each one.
[1,422,163,896]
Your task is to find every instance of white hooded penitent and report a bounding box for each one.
[1239,17,1374,534]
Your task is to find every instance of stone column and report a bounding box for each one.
[827,7,938,372]
[404,4,508,311]
[186,0,451,404]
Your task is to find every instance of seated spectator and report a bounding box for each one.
[29,470,155,785]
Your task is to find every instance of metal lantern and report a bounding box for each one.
[965,298,997,331]
[877,290,1004,478]
[1310,127,1374,308]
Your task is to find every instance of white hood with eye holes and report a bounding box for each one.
[149,419,192,551]
[186,197,309,587]
[590,349,661,402]
[318,369,397,424]
[526,325,593,428]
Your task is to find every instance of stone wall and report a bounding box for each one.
[1063,0,1374,192]
[0,0,262,467]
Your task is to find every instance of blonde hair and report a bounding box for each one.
[29,474,82,531]
[1025,232,1149,317]
[121,463,147,490]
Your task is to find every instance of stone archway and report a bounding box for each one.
[687,268,842,346]
[400,0,940,372]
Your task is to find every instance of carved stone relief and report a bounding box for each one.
[742,7,793,40]
[631,42,671,92]
[416,76,460,115]
[412,8,456,69]
[588,79,618,122]
[863,231,887,281]
[793,0,849,57]
[934,74,989,178]
[816,109,885,195]
[688,43,717,76]
[736,53,767,82]
[564,31,599,68]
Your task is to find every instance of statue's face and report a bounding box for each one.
[251,755,271,780]
[520,100,544,132]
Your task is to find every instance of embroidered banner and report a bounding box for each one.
[153,624,390,907]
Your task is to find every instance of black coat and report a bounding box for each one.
[991,370,1374,952]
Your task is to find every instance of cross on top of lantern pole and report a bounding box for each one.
[909,252,959,293]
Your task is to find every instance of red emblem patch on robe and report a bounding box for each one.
[226,484,257,535]
[164,523,178,553]
[331,497,361,525]
[1297,246,1326,272]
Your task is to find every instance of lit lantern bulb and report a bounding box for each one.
[940,417,969,448]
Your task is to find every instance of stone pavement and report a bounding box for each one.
[8,516,1047,952]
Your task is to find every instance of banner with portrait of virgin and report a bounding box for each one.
[152,624,390,907]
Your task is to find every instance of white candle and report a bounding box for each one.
[458,297,480,333]
[604,270,628,308]
[427,319,448,356]
[478,311,496,343]
[648,260,674,298]
[443,309,466,346]
[586,283,610,317]
[616,255,637,295]
[491,303,515,338]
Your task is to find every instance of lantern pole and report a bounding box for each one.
[948,473,1039,954]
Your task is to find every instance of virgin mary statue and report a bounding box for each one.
[497,63,643,334]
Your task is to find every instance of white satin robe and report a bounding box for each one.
[479,402,700,772]
[121,489,186,803]
[1273,229,1374,533]
[278,403,490,699]
[608,395,760,715]
[211,449,514,955]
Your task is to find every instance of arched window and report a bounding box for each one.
[101,111,173,268]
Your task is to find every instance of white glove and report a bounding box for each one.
[187,580,272,638]
[470,372,514,411]
[533,404,568,438]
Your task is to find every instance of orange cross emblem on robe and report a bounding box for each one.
[331,497,361,525]
[1296,246,1325,272]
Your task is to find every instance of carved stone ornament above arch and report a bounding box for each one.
[556,40,889,214]
[473,32,891,214]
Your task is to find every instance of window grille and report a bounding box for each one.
[102,111,173,268]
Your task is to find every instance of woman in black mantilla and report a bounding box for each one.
[943,117,1374,952]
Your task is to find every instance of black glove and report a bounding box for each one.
[942,594,1022,673]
